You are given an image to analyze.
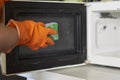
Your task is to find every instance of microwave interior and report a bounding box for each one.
[0,1,86,75]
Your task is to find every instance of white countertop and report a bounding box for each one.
[15,64,120,80]
[18,71,85,80]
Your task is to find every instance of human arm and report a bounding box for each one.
[0,0,18,52]
[0,20,57,53]
[0,0,57,53]
[0,25,18,52]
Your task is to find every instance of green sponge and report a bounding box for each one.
[45,22,59,40]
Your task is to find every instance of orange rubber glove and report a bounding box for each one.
[0,0,8,22]
[0,0,7,8]
[7,19,57,50]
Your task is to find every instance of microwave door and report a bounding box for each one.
[87,2,120,68]
[1,1,86,75]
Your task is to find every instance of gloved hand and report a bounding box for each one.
[0,0,5,8]
[7,19,57,50]
[0,0,8,8]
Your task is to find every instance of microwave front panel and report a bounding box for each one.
[1,1,87,75]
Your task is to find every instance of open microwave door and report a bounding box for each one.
[0,1,87,75]
[87,1,120,67]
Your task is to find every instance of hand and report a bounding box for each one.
[7,19,57,50]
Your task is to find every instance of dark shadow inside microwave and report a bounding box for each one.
[3,1,86,74]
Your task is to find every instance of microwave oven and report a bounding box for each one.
[1,1,120,76]
[0,1,86,75]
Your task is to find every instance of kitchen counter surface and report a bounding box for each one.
[1,64,120,80]
[50,64,120,80]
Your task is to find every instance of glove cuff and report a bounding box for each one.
[6,19,29,45]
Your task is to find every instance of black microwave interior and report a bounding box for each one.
[4,1,86,74]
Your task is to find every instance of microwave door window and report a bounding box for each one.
[16,13,75,59]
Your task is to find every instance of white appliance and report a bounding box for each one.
[1,1,120,76]
[87,1,120,67]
